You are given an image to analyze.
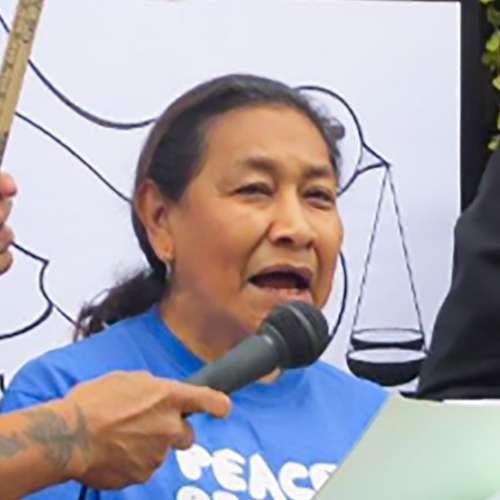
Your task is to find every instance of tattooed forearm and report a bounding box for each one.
[74,404,90,468]
[23,404,90,472]
[0,433,27,459]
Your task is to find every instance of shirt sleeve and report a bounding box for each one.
[418,147,500,399]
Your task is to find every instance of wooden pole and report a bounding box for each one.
[0,0,45,166]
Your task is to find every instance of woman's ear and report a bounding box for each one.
[134,180,175,262]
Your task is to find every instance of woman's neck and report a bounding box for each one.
[157,294,281,383]
[158,295,244,363]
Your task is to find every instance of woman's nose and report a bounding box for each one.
[268,194,315,250]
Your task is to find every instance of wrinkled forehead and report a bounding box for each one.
[199,105,335,178]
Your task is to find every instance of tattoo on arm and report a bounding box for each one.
[0,433,27,459]
[23,404,90,472]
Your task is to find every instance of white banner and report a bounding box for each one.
[0,0,460,393]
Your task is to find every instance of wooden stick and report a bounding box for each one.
[0,0,45,167]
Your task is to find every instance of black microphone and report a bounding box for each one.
[186,301,329,394]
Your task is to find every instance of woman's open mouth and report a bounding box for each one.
[249,268,313,303]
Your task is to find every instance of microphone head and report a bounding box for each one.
[263,301,330,368]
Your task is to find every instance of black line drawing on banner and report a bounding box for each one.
[299,86,427,394]
[0,9,426,395]
[346,167,428,395]
[0,244,53,342]
[0,10,155,130]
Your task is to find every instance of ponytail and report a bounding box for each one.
[74,270,167,339]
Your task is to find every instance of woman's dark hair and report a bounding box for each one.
[75,74,343,339]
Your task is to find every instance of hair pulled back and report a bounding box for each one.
[75,74,342,339]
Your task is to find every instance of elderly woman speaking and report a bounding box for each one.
[0,74,387,500]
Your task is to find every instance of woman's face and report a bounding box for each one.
[164,105,343,337]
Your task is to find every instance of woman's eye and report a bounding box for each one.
[236,183,272,196]
[306,189,335,206]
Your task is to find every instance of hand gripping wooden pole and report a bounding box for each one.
[0,0,45,167]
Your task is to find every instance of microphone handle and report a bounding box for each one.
[186,335,280,394]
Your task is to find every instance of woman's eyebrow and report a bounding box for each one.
[235,155,333,179]
[302,165,335,181]
[234,156,277,175]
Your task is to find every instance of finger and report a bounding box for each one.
[170,419,194,451]
[0,198,12,227]
[0,173,17,198]
[0,251,13,275]
[168,382,231,418]
[0,226,14,252]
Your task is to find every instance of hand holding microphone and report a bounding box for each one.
[0,372,230,500]
[61,372,230,491]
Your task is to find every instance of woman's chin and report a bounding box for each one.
[238,286,316,335]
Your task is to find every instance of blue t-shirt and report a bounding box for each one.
[1,307,387,500]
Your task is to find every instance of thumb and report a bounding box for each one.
[0,173,17,197]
